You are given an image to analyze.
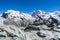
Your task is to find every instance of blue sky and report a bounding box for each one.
[0,0,60,13]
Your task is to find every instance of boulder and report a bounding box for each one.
[37,32,46,37]
[37,30,55,40]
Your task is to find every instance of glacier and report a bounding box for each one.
[0,10,60,40]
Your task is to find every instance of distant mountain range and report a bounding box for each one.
[0,10,60,26]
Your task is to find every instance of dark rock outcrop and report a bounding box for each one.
[24,26,40,32]
[1,12,8,18]
[37,32,46,37]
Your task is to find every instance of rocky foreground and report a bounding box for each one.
[0,24,60,40]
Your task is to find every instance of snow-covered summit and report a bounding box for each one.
[5,10,20,19]
[31,10,50,20]
[31,10,46,18]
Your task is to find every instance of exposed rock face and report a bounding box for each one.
[2,12,8,18]
[24,26,40,32]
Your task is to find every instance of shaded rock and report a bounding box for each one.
[49,38,57,40]
[37,32,46,37]
[7,33,18,37]
[24,26,40,32]
[1,12,8,18]
[48,16,58,26]
[0,31,6,37]
[0,35,6,37]
[57,38,60,40]
[47,24,54,28]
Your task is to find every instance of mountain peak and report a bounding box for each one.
[5,10,20,14]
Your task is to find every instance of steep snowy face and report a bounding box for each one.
[32,10,43,18]
[23,13,35,19]
[5,10,20,19]
[1,10,22,21]
[2,10,26,22]
[41,14,50,20]
[31,10,50,20]
[22,13,36,23]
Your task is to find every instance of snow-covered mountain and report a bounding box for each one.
[1,10,36,26]
[0,9,60,26]
[31,10,60,20]
[31,10,50,20]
